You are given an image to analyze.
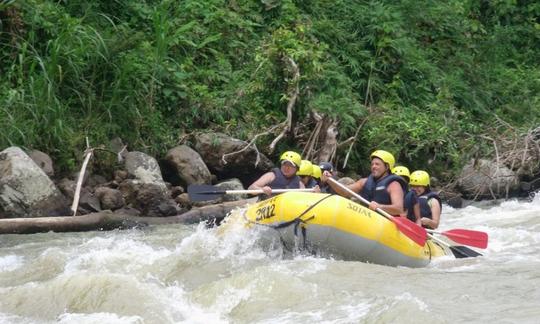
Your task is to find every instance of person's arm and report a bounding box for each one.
[421,198,441,229]
[368,181,404,215]
[413,203,421,225]
[322,171,365,198]
[248,172,275,196]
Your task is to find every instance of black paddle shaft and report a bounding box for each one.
[187,184,227,202]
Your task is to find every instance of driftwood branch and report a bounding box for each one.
[269,56,300,153]
[342,118,367,169]
[317,120,338,163]
[71,138,93,216]
[222,124,281,167]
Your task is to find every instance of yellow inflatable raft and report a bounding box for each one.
[243,192,452,267]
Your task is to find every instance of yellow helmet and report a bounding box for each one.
[410,170,430,187]
[370,150,395,170]
[312,165,322,179]
[279,151,302,168]
[392,166,410,178]
[297,160,313,176]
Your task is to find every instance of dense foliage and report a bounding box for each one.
[1,0,539,178]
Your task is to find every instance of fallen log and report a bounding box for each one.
[0,199,252,234]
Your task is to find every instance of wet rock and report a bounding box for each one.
[215,178,246,202]
[193,132,274,186]
[95,187,124,211]
[114,170,129,182]
[458,159,519,199]
[175,193,191,207]
[161,145,212,186]
[124,151,167,190]
[171,186,185,198]
[28,149,54,177]
[120,180,178,217]
[79,190,101,213]
[57,178,77,200]
[87,174,108,188]
[0,147,69,218]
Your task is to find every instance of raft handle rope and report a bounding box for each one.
[244,194,334,252]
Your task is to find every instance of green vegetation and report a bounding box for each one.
[1,0,539,178]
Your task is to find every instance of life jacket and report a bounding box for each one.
[268,168,301,191]
[418,191,442,219]
[319,175,337,194]
[404,190,418,222]
[360,174,407,205]
[320,183,336,194]
[304,178,318,189]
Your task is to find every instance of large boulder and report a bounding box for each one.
[193,132,274,185]
[160,145,212,186]
[119,180,179,217]
[0,147,69,218]
[457,159,519,199]
[122,151,178,216]
[28,149,54,177]
[215,178,246,202]
[124,151,167,189]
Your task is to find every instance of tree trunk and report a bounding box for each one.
[0,199,251,234]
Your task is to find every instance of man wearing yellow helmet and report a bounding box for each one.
[248,150,305,197]
[321,150,406,215]
[409,170,441,229]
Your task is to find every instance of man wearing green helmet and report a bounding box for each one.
[248,150,305,197]
[321,150,407,215]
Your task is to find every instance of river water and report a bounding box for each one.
[1,193,539,324]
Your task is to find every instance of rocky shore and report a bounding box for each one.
[1,132,539,234]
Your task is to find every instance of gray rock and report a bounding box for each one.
[28,149,54,177]
[193,132,274,185]
[95,187,125,210]
[161,145,212,186]
[458,159,519,198]
[0,147,69,217]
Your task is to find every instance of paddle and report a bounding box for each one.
[427,233,483,258]
[327,177,427,246]
[427,229,488,249]
[187,184,314,202]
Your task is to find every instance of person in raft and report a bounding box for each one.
[321,150,407,215]
[409,170,441,230]
[392,165,421,225]
[318,162,337,194]
[297,160,320,192]
[248,151,305,197]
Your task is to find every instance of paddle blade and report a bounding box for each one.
[187,184,224,202]
[450,245,483,258]
[442,229,488,249]
[392,216,427,246]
